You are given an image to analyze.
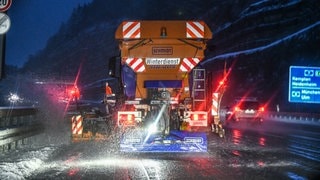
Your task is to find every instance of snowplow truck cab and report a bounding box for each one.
[114,21,213,152]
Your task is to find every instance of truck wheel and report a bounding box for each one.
[211,123,215,133]
[219,128,225,138]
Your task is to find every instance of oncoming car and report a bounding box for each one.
[226,98,265,124]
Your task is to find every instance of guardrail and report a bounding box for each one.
[266,111,320,124]
[0,106,43,153]
[219,109,320,124]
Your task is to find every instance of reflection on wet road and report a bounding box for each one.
[29,120,320,179]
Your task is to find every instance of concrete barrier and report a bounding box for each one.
[265,111,320,124]
[218,108,320,124]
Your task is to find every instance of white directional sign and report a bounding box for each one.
[0,12,10,34]
[289,66,320,104]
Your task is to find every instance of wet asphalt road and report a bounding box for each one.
[28,119,320,180]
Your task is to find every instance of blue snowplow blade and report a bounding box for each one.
[120,130,207,152]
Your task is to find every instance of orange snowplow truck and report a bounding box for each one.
[116,21,212,99]
[113,21,213,152]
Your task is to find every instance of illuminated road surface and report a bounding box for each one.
[30,120,320,179]
[2,119,320,179]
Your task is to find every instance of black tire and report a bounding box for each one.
[219,129,225,138]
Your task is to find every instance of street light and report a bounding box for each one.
[7,92,23,103]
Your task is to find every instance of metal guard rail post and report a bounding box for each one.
[0,106,43,152]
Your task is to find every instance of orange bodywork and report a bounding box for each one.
[115,21,212,99]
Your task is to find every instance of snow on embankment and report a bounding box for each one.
[202,21,320,65]
[0,146,57,179]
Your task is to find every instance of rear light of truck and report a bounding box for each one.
[259,107,265,112]
[184,111,208,127]
[119,114,135,126]
[191,114,199,121]
[190,113,207,121]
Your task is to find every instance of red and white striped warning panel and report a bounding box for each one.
[125,58,145,72]
[123,21,141,39]
[186,21,204,38]
[212,93,219,116]
[72,115,83,135]
[179,58,200,72]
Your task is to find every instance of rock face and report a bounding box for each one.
[203,0,320,112]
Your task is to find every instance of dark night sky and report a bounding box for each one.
[5,0,92,68]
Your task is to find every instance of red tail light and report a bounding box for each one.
[67,86,80,99]
[190,113,207,121]
[119,114,135,126]
[259,107,265,112]
[192,114,199,121]
[127,114,133,121]
[234,106,240,111]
